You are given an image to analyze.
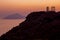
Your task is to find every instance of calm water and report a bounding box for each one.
[0,19,25,36]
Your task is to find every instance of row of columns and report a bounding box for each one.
[46,6,55,11]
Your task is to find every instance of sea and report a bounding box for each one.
[0,19,25,36]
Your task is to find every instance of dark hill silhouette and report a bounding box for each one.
[0,11,60,40]
[4,13,25,19]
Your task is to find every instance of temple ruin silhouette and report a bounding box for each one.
[46,6,55,11]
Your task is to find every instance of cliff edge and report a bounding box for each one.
[0,11,60,40]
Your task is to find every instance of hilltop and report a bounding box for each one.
[0,11,60,40]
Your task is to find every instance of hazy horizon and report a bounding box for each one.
[0,0,60,18]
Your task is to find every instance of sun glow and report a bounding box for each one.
[0,0,60,15]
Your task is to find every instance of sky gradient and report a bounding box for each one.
[0,0,60,18]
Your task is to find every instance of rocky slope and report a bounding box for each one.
[0,11,60,40]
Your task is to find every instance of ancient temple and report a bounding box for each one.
[46,6,55,11]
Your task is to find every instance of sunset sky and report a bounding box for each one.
[0,0,60,18]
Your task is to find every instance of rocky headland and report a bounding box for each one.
[0,11,60,40]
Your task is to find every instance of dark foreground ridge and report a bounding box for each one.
[0,11,60,40]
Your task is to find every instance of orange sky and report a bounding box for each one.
[0,0,60,18]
